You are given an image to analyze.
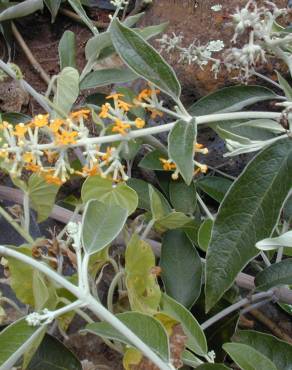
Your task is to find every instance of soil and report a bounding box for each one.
[0,1,292,370]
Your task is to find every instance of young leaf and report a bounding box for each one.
[149,184,172,220]
[0,0,43,22]
[82,199,128,254]
[68,0,98,35]
[81,176,138,215]
[196,176,233,203]
[205,139,292,311]
[161,293,208,356]
[235,330,292,370]
[0,318,44,370]
[168,119,196,185]
[182,350,204,368]
[198,219,213,252]
[169,179,197,214]
[58,31,76,70]
[83,312,169,361]
[80,67,138,89]
[125,234,161,314]
[255,259,292,291]
[53,67,79,115]
[28,174,60,222]
[223,343,277,370]
[188,85,280,116]
[276,71,292,101]
[155,212,191,230]
[256,231,292,250]
[160,230,202,307]
[27,334,82,370]
[44,0,61,22]
[110,19,181,99]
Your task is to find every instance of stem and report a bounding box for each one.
[251,70,283,91]
[207,165,236,181]
[81,253,90,294]
[108,257,123,292]
[201,291,275,330]
[142,219,155,239]
[260,251,271,267]
[107,271,124,313]
[0,246,174,370]
[59,8,108,29]
[196,193,215,221]
[0,297,23,314]
[0,205,34,244]
[23,192,30,234]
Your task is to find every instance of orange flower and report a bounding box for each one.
[159,158,176,171]
[13,123,28,137]
[99,103,110,118]
[106,93,124,101]
[70,109,91,120]
[137,89,152,101]
[112,119,131,135]
[49,118,64,133]
[56,131,79,145]
[44,150,59,164]
[102,147,113,163]
[117,100,132,112]
[22,152,34,163]
[82,165,99,177]
[44,174,64,186]
[25,163,41,172]
[33,114,49,128]
[194,163,208,175]
[194,142,209,154]
[148,108,163,119]
[135,118,145,129]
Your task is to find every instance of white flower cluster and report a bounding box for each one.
[211,4,222,12]
[157,33,224,77]
[110,0,129,9]
[26,309,52,327]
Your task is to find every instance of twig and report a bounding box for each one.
[59,8,108,29]
[11,22,54,90]
[249,308,292,344]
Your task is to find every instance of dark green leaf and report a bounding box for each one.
[196,365,231,370]
[83,312,169,361]
[223,342,277,370]
[196,176,233,203]
[188,85,280,116]
[80,67,137,89]
[58,31,76,70]
[149,184,171,220]
[110,19,180,99]
[160,230,202,307]
[82,199,128,254]
[127,178,151,211]
[198,219,213,252]
[139,149,165,170]
[235,330,292,370]
[27,334,82,370]
[255,259,292,291]
[205,139,292,311]
[0,112,31,124]
[155,212,191,230]
[168,119,196,185]
[161,293,208,356]
[169,179,197,214]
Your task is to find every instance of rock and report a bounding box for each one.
[139,0,289,100]
[0,79,29,112]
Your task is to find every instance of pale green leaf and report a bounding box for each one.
[58,31,76,70]
[0,0,43,22]
[256,231,292,250]
[205,139,292,311]
[149,184,171,221]
[44,0,61,22]
[155,212,191,230]
[82,199,128,254]
[53,67,79,115]
[68,0,98,35]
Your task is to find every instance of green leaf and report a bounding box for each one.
[0,0,43,22]
[235,330,292,370]
[196,365,231,370]
[68,0,98,35]
[82,199,128,255]
[28,174,60,222]
[155,212,191,230]
[80,67,138,89]
[83,311,169,361]
[160,293,208,356]
[110,19,180,99]
[127,178,151,211]
[223,343,277,370]
[188,85,280,116]
[276,72,292,101]
[125,234,161,314]
[27,334,82,370]
[168,119,196,185]
[139,149,165,170]
[53,67,79,115]
[198,219,213,252]
[169,179,197,214]
[182,350,204,368]
[1,112,31,124]
[205,139,292,311]
[0,318,44,370]
[58,31,76,70]
[149,184,171,220]
[255,259,292,291]
[196,176,233,203]
[81,176,138,215]
[256,231,292,250]
[160,230,202,307]
[44,0,61,22]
